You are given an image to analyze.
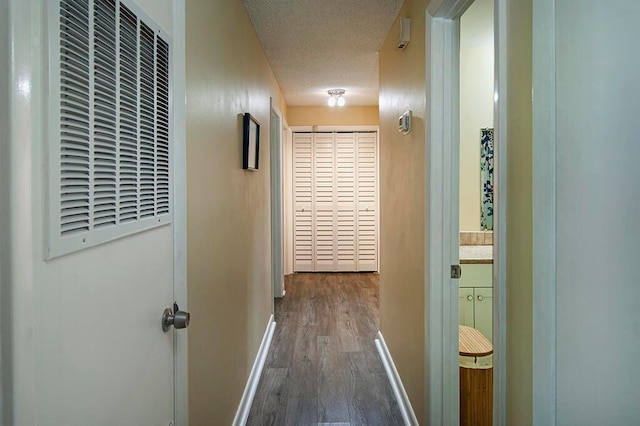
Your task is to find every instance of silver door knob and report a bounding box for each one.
[477,295,484,301]
[467,295,473,301]
[162,303,190,332]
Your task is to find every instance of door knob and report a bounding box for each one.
[162,303,190,332]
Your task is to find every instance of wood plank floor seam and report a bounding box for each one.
[246,273,404,426]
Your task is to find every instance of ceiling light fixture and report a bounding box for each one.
[327,89,346,107]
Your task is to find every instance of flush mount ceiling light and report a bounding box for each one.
[327,89,346,107]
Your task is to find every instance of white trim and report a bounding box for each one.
[283,126,294,275]
[493,0,508,424]
[0,0,10,419]
[172,1,188,425]
[289,125,379,133]
[532,0,557,423]
[427,0,474,18]
[7,0,41,422]
[375,331,419,426]
[425,9,460,425]
[232,315,277,426]
[270,98,285,298]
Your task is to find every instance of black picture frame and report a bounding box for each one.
[242,113,260,170]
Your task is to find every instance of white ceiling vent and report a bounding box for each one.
[47,0,172,258]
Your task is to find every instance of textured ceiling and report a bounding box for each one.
[244,0,404,106]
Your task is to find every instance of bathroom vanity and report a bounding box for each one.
[459,241,493,342]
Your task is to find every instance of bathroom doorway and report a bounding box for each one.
[458,0,495,424]
[425,0,506,423]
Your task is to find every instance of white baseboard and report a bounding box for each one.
[375,331,419,426]
[232,314,276,426]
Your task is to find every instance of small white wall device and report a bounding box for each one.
[398,110,412,134]
[397,17,410,50]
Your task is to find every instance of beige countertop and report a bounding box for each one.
[460,245,493,264]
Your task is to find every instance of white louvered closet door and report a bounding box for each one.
[292,131,378,272]
[356,132,378,271]
[313,133,336,271]
[335,133,357,271]
[293,133,314,271]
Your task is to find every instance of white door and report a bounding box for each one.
[37,232,176,425]
[313,133,337,271]
[293,132,314,271]
[533,1,640,423]
[356,132,378,271]
[335,133,357,271]
[9,0,183,424]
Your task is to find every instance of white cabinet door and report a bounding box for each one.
[293,133,314,271]
[459,287,492,342]
[356,133,378,271]
[474,287,493,342]
[459,264,493,342]
[459,287,475,327]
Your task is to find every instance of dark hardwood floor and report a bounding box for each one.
[246,273,404,426]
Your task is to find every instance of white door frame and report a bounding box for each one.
[283,125,294,276]
[531,0,556,423]
[172,1,189,424]
[425,0,507,424]
[270,98,285,298]
[0,0,11,418]
[493,0,508,423]
[4,2,45,422]
[2,0,188,423]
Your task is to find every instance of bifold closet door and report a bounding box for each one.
[356,133,378,271]
[293,133,314,271]
[313,133,336,271]
[310,132,358,272]
[292,132,377,272]
[335,133,357,271]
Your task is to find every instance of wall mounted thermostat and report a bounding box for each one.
[398,110,412,135]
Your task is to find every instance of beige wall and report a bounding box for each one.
[378,0,428,421]
[287,105,378,126]
[185,1,286,423]
[505,0,533,423]
[459,0,494,232]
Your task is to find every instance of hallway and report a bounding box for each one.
[246,273,404,425]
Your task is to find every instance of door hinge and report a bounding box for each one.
[451,265,462,279]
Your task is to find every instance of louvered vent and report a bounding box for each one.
[49,0,172,258]
[60,0,91,235]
